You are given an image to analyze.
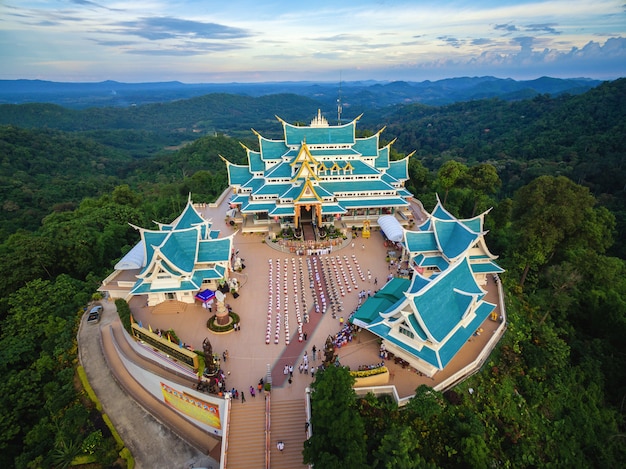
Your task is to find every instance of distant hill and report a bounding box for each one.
[0,76,602,109]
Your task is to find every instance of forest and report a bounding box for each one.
[0,78,624,467]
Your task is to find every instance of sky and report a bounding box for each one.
[1,0,625,83]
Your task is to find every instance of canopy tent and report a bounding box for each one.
[378,215,404,242]
[195,289,216,303]
[114,241,145,270]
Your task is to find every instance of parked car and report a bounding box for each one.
[87,305,103,324]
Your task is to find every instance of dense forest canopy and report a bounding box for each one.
[0,79,624,467]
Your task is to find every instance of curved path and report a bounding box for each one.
[78,303,219,469]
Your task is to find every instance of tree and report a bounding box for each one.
[435,160,467,205]
[303,366,366,468]
[509,175,614,288]
[465,163,501,216]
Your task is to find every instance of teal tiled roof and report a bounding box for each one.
[410,258,485,342]
[265,161,292,178]
[241,201,276,213]
[310,148,359,157]
[253,183,292,196]
[405,231,439,252]
[363,257,496,370]
[240,178,265,192]
[470,260,504,274]
[351,278,410,325]
[167,201,204,230]
[284,121,356,146]
[321,204,346,214]
[388,158,409,181]
[260,137,288,160]
[320,179,395,193]
[352,134,379,157]
[197,238,232,263]
[248,151,264,172]
[270,206,296,215]
[159,229,199,274]
[228,163,253,186]
[433,219,479,260]
[375,146,390,169]
[340,197,408,209]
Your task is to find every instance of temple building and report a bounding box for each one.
[221,111,415,234]
[100,196,235,306]
[352,198,504,377]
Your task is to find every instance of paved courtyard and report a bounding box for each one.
[129,192,503,402]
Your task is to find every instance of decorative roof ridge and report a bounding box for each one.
[405,256,471,298]
[279,113,363,131]
[219,154,249,168]
[294,178,323,203]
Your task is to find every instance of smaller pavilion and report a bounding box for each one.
[100,196,235,306]
[352,198,504,376]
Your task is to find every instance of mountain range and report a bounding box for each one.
[0,76,601,109]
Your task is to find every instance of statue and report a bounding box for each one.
[203,337,218,377]
[323,335,336,367]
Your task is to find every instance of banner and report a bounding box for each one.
[161,382,221,430]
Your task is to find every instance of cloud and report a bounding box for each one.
[494,23,518,32]
[472,38,494,46]
[113,16,252,41]
[524,23,561,34]
[437,36,466,48]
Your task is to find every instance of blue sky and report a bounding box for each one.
[1,0,625,83]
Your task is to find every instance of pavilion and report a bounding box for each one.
[100,196,235,307]
[351,197,504,377]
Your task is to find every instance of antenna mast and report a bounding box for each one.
[337,72,343,125]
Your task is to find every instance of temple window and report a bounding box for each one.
[399,326,415,339]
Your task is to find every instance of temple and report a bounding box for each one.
[351,197,504,377]
[221,111,415,234]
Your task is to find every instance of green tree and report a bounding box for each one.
[303,366,366,468]
[435,160,467,205]
[465,163,501,216]
[509,175,614,288]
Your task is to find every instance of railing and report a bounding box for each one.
[265,391,271,469]
[220,394,231,469]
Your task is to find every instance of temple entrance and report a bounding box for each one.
[299,206,315,241]
[300,205,313,224]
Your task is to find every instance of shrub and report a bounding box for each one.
[206,311,240,332]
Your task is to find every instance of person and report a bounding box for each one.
[312,345,317,360]
[277,441,285,452]
[250,385,256,398]
[223,350,228,362]
[241,391,245,403]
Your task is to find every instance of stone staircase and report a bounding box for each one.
[269,399,308,469]
[225,398,266,469]
[302,223,316,242]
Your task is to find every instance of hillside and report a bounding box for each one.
[0,79,625,467]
